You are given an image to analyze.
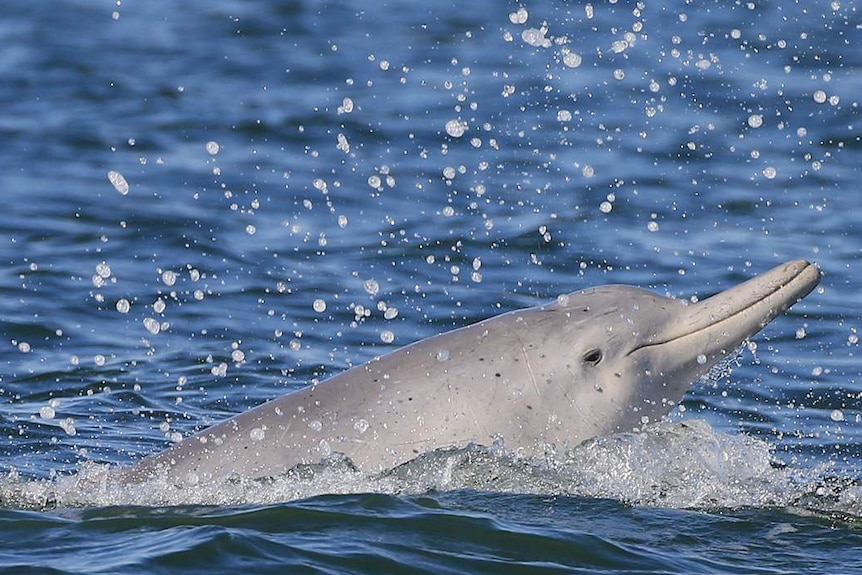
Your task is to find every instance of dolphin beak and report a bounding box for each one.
[633,259,822,360]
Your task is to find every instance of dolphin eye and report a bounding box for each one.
[583,348,603,367]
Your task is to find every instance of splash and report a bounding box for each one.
[0,420,847,518]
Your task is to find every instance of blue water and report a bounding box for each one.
[2,0,862,572]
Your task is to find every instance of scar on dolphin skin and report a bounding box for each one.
[516,334,542,398]
[116,259,821,485]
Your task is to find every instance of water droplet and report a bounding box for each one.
[336,133,350,153]
[445,119,467,138]
[354,419,369,434]
[747,114,763,128]
[107,170,129,195]
[59,418,76,436]
[508,7,528,24]
[250,427,266,441]
[831,409,845,422]
[143,317,161,335]
[337,97,354,114]
[96,262,112,278]
[563,52,582,68]
[521,27,551,48]
[436,349,450,362]
[611,41,629,54]
[313,299,327,313]
[363,279,379,296]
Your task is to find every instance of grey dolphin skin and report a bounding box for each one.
[123,259,821,485]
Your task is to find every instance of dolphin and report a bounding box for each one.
[121,259,820,485]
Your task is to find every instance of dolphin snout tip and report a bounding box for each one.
[785,258,816,274]
[783,259,822,292]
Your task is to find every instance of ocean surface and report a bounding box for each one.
[2,0,862,572]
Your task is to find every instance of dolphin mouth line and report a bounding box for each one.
[626,259,821,356]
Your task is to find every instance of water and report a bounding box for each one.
[2,0,862,572]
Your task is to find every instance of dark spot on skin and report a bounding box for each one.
[408,397,413,401]
[495,373,502,377]
[526,405,533,410]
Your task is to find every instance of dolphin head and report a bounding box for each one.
[532,259,821,441]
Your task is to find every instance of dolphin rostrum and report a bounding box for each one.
[122,259,821,485]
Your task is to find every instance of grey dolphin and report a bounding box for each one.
[123,259,820,485]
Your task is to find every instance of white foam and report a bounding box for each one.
[0,420,845,515]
